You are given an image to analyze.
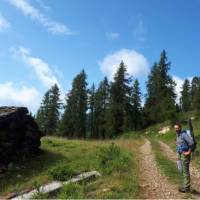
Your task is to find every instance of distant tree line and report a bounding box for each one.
[35,50,200,138]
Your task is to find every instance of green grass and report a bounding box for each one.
[0,137,102,196]
[0,136,140,199]
[120,130,143,139]
[145,111,200,171]
[151,139,182,185]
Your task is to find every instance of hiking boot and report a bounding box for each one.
[178,186,190,193]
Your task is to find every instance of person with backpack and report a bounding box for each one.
[175,122,195,193]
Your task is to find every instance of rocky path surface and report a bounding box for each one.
[138,139,186,199]
[159,140,200,197]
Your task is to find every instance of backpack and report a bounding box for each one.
[183,129,197,152]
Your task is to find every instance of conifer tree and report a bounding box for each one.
[88,83,96,138]
[108,61,132,136]
[180,79,191,112]
[60,70,88,138]
[36,84,61,135]
[48,84,61,134]
[36,90,51,134]
[145,50,176,124]
[144,62,160,124]
[132,79,142,130]
[93,77,110,138]
[191,77,200,109]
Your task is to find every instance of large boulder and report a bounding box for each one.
[0,107,43,171]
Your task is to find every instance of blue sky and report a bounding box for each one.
[0,0,200,113]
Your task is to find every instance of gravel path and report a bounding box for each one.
[138,139,185,199]
[159,140,200,198]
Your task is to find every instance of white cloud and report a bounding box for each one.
[99,49,149,80]
[173,76,184,103]
[8,0,75,35]
[11,46,60,88]
[106,32,119,39]
[0,13,10,31]
[0,82,40,112]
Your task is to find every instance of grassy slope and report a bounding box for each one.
[0,136,140,199]
[143,111,200,193]
[156,112,200,168]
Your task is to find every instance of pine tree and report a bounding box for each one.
[36,90,51,135]
[108,61,132,136]
[145,50,176,124]
[180,79,191,112]
[132,79,142,130]
[60,70,88,138]
[93,77,110,139]
[88,83,96,138]
[144,62,160,124]
[191,77,200,109]
[36,84,61,135]
[48,84,61,134]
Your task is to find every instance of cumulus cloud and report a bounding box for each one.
[0,13,10,31]
[106,32,120,40]
[11,46,60,88]
[0,82,40,112]
[99,49,149,80]
[7,0,75,35]
[173,76,184,102]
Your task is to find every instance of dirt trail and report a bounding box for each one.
[138,138,185,199]
[159,140,200,196]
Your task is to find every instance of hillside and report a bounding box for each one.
[0,111,200,199]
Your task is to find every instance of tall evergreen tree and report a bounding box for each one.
[93,77,110,139]
[191,77,200,109]
[60,70,88,138]
[36,90,51,134]
[145,50,176,123]
[180,79,191,112]
[88,83,96,138]
[36,84,61,135]
[48,84,62,134]
[145,62,160,124]
[108,61,132,136]
[132,79,142,130]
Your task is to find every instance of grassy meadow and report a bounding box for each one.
[0,136,141,199]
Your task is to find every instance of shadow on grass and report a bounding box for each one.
[0,149,68,195]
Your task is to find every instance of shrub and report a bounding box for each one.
[97,143,132,174]
[48,164,75,181]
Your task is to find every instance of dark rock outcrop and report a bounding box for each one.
[0,107,43,172]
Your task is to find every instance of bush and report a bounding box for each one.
[97,143,132,174]
[58,183,84,199]
[48,164,75,181]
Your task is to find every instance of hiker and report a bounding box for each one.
[175,123,193,193]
